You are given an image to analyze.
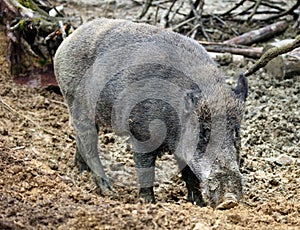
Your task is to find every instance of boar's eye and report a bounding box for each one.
[200,123,211,142]
[198,122,211,154]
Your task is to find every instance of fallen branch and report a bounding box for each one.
[199,41,263,58]
[224,21,288,45]
[244,35,300,76]
[208,52,244,65]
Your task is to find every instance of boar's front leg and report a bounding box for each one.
[178,159,206,207]
[133,152,157,203]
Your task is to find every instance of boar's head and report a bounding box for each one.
[188,74,248,209]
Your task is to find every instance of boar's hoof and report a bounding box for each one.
[74,151,90,172]
[216,193,239,210]
[139,187,155,204]
[187,191,206,207]
[75,159,91,172]
[93,176,116,196]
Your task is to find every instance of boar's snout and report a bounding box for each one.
[204,169,243,210]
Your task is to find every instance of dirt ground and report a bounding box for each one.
[0,1,300,229]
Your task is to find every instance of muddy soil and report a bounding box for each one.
[0,1,299,229]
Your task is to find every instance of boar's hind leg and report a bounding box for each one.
[74,124,100,172]
[73,119,113,193]
[133,152,157,203]
[75,144,90,172]
[181,164,206,207]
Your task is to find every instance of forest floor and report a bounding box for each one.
[0,1,299,229]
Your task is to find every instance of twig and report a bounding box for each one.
[152,0,172,5]
[235,1,256,17]
[188,0,209,40]
[59,20,66,39]
[0,97,39,126]
[210,14,240,36]
[185,0,201,19]
[238,10,285,16]
[155,4,186,17]
[189,0,200,31]
[0,97,56,135]
[49,99,67,107]
[254,0,285,12]
[293,14,300,29]
[265,0,300,21]
[169,0,184,22]
[222,0,286,18]
[154,5,159,25]
[247,0,261,22]
[11,146,26,151]
[137,0,153,19]
[171,16,195,31]
[160,0,176,28]
[221,0,247,16]
[187,23,201,38]
[211,14,227,26]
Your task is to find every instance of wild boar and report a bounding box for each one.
[54,18,248,209]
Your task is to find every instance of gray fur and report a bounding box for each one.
[54,18,248,209]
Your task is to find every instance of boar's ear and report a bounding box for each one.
[184,89,202,112]
[234,73,248,102]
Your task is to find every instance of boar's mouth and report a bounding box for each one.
[204,168,243,209]
[216,193,239,210]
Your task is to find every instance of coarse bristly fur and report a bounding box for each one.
[54,18,248,209]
